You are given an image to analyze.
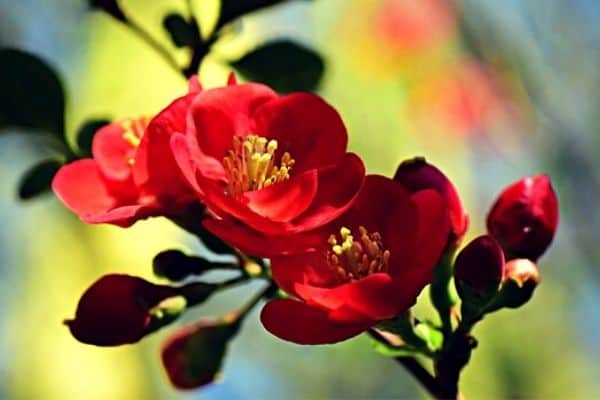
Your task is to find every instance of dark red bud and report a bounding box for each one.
[395,157,469,245]
[161,315,241,389]
[454,235,504,305]
[487,174,558,261]
[65,274,177,346]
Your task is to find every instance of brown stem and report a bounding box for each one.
[434,332,476,399]
[124,17,181,75]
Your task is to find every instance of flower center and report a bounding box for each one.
[222,134,295,196]
[121,116,150,166]
[326,226,391,282]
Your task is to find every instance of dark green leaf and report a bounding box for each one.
[163,14,196,48]
[231,40,324,93]
[88,0,127,22]
[0,48,65,138]
[76,118,110,157]
[18,159,62,200]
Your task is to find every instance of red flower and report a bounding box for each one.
[487,174,558,261]
[161,316,240,389]
[260,175,450,344]
[171,82,365,257]
[65,274,177,346]
[394,157,468,246]
[52,78,201,227]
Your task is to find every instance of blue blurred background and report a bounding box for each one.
[1,0,599,398]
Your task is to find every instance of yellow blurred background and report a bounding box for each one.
[1,0,600,398]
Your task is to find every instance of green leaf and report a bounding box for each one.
[88,0,127,22]
[371,340,423,358]
[231,40,324,93]
[76,118,110,157]
[0,48,65,138]
[163,14,197,48]
[18,159,62,200]
[414,322,444,352]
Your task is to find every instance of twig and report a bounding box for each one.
[367,329,440,399]
[124,17,181,76]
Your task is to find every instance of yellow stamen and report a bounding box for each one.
[222,134,295,196]
[121,116,149,148]
[119,116,150,166]
[327,225,390,282]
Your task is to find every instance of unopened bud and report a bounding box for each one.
[395,157,469,246]
[454,235,504,307]
[486,259,541,311]
[161,317,241,389]
[487,174,558,261]
[65,274,177,346]
[153,249,213,281]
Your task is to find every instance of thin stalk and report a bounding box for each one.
[367,329,440,399]
[124,17,181,75]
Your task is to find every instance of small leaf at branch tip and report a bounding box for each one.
[18,159,63,200]
[230,40,325,93]
[163,14,196,48]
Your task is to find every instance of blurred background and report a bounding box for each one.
[1,0,599,398]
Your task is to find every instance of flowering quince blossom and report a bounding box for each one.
[260,175,450,344]
[487,174,558,261]
[394,157,468,246]
[51,78,203,227]
[169,80,365,256]
[65,274,177,346]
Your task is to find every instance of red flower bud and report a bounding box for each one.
[503,258,541,287]
[492,259,540,309]
[65,274,177,346]
[394,157,468,245]
[487,174,558,261]
[162,316,241,389]
[454,235,504,304]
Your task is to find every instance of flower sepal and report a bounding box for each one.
[484,259,541,312]
[377,312,442,355]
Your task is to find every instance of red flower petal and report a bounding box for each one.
[197,178,284,234]
[203,218,324,258]
[294,273,406,321]
[82,204,149,228]
[52,159,119,216]
[170,133,204,194]
[188,83,277,160]
[133,93,196,197]
[244,169,318,222]
[253,92,348,173]
[400,189,450,284]
[394,158,468,243]
[287,153,365,233]
[92,121,135,181]
[261,299,373,345]
[270,251,338,296]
